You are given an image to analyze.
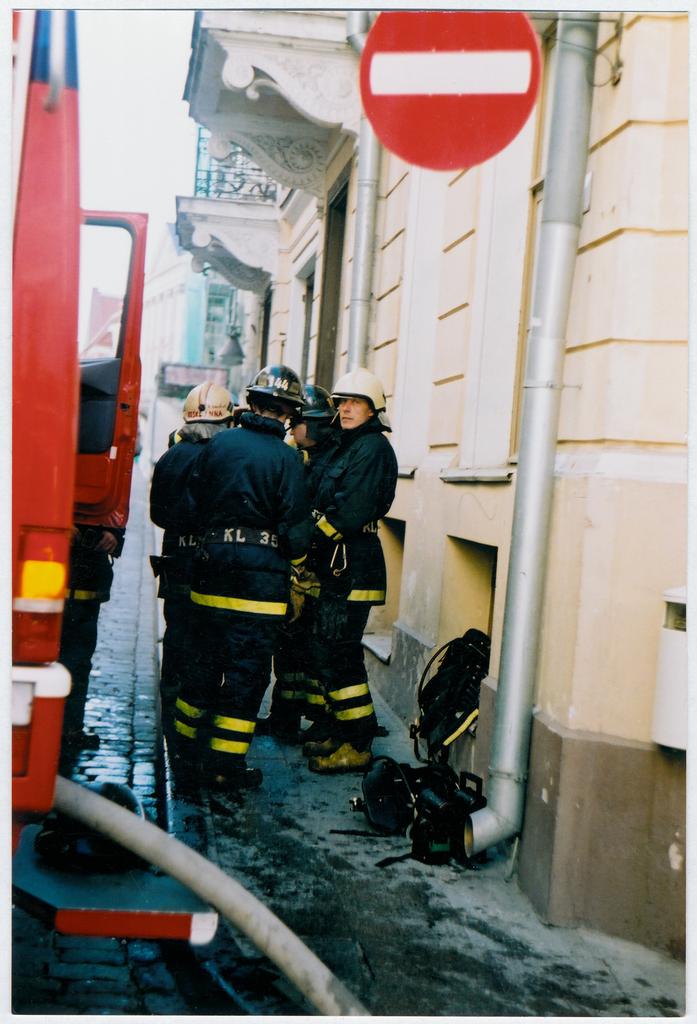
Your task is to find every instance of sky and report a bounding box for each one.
[76,10,199,272]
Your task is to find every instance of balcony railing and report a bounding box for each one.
[194,166,277,203]
[195,129,277,204]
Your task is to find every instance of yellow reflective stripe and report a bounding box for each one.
[305,693,327,705]
[68,589,100,601]
[316,515,342,541]
[328,683,370,701]
[175,720,198,739]
[175,697,205,719]
[213,715,255,734]
[347,589,385,602]
[191,590,287,616]
[290,554,307,566]
[209,737,250,755]
[280,689,304,700]
[336,704,375,721]
[443,708,479,747]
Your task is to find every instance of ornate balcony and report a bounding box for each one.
[177,128,281,295]
[176,194,279,296]
[184,10,360,198]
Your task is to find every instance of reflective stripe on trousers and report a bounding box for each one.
[326,681,375,722]
[307,597,377,744]
[174,697,257,759]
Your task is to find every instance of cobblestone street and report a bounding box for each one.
[11,462,687,1016]
[12,465,194,1015]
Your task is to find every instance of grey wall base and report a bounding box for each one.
[516,704,686,959]
[363,621,434,730]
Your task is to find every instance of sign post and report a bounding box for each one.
[360,11,541,170]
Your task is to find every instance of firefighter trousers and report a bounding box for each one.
[306,594,377,749]
[59,597,102,736]
[174,606,280,774]
[270,611,326,726]
[161,594,197,701]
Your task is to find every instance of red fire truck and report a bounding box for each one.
[12,11,217,945]
[12,8,147,832]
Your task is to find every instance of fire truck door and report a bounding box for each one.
[74,210,148,527]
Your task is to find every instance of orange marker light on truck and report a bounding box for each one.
[13,529,70,661]
[19,559,67,602]
[14,529,70,611]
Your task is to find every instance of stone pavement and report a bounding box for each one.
[178,690,686,1017]
[11,460,687,1016]
[12,464,192,1015]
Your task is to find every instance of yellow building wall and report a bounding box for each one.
[268,12,687,757]
[370,153,410,403]
[533,12,688,741]
[366,12,687,752]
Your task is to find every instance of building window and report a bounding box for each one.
[300,272,315,381]
[204,281,239,364]
[259,286,272,368]
[439,537,497,644]
[316,168,350,390]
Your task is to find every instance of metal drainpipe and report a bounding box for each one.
[465,12,599,858]
[346,11,381,370]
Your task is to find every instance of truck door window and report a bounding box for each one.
[77,222,132,453]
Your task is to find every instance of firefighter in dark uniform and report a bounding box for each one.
[149,382,235,712]
[59,524,125,751]
[175,364,312,790]
[302,368,399,773]
[261,384,340,739]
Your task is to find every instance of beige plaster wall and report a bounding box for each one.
[370,153,410,402]
[538,473,686,742]
[270,12,688,759]
[591,14,687,147]
[533,11,687,742]
[428,169,481,453]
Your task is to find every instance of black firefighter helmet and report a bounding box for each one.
[34,781,147,873]
[301,384,335,420]
[246,364,304,410]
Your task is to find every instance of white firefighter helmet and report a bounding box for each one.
[183,381,234,423]
[331,368,387,413]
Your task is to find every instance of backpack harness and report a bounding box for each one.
[338,628,491,867]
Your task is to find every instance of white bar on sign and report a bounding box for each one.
[370,50,532,96]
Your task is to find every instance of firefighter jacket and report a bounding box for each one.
[186,412,313,619]
[309,416,398,604]
[150,427,211,599]
[66,525,125,603]
[305,428,341,503]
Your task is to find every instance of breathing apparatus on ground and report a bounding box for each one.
[343,628,492,867]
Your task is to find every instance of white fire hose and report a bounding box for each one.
[54,776,368,1016]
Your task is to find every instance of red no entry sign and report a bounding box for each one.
[360,11,541,171]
